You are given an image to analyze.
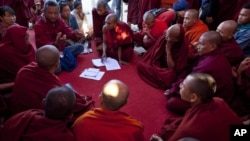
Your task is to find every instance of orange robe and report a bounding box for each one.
[72,108,145,141]
[0,109,75,141]
[184,20,209,58]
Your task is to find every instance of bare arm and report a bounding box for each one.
[0,82,14,91]
[166,42,175,69]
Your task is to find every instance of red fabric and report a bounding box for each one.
[0,25,35,83]
[134,19,168,49]
[219,38,244,66]
[157,10,176,26]
[137,24,188,89]
[104,21,134,61]
[0,109,74,141]
[127,0,139,24]
[72,108,145,141]
[9,0,33,27]
[34,15,77,50]
[11,62,93,117]
[184,20,209,58]
[168,98,242,141]
[167,50,234,114]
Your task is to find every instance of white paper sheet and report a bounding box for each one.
[79,68,104,80]
[103,57,121,71]
[92,59,105,67]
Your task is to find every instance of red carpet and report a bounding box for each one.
[58,43,173,140]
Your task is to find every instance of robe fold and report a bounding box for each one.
[156,10,176,26]
[127,0,139,24]
[11,62,94,118]
[34,15,77,50]
[137,24,188,89]
[167,50,234,114]
[168,98,242,141]
[133,19,167,50]
[184,20,208,58]
[92,8,111,46]
[104,21,134,61]
[219,38,244,66]
[0,109,75,141]
[72,108,145,141]
[0,25,35,84]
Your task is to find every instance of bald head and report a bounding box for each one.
[202,31,222,46]
[100,79,129,110]
[165,24,181,43]
[186,73,216,103]
[106,13,118,24]
[96,0,107,9]
[183,9,199,28]
[143,11,155,28]
[36,45,60,70]
[216,20,238,41]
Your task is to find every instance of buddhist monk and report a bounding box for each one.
[234,3,250,57]
[127,0,139,26]
[216,20,244,66]
[152,73,242,141]
[183,9,208,58]
[165,31,234,115]
[134,11,168,50]
[102,13,134,64]
[137,24,188,89]
[92,0,111,49]
[1,86,76,141]
[0,25,35,84]
[72,79,145,141]
[11,45,94,119]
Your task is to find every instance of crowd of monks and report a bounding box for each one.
[1,0,250,141]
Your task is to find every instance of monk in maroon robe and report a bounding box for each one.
[137,24,188,89]
[152,73,242,141]
[11,45,94,118]
[134,11,168,50]
[1,86,76,141]
[216,20,244,66]
[127,0,139,25]
[72,79,145,141]
[92,0,111,48]
[0,25,35,84]
[166,31,234,115]
[102,14,134,64]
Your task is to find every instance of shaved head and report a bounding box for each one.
[183,9,199,27]
[100,79,129,110]
[106,13,118,23]
[165,24,181,43]
[202,31,222,46]
[216,20,238,41]
[143,11,155,28]
[96,0,107,9]
[36,45,60,70]
[186,9,199,19]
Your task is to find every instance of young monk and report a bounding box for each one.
[216,20,244,66]
[72,79,145,141]
[1,86,76,141]
[152,73,242,141]
[11,45,94,118]
[137,24,188,89]
[165,31,234,115]
[101,13,134,64]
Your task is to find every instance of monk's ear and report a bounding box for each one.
[42,98,46,108]
[190,93,198,103]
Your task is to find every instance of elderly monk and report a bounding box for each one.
[166,31,234,115]
[102,13,134,64]
[10,45,93,118]
[134,11,168,50]
[234,3,250,57]
[72,79,145,141]
[92,0,112,49]
[152,73,242,141]
[216,20,244,66]
[183,9,208,58]
[0,25,35,84]
[137,24,188,89]
[1,86,76,141]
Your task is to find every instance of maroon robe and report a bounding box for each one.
[11,62,94,117]
[104,21,134,62]
[219,38,244,66]
[0,109,75,141]
[127,0,139,24]
[167,49,234,114]
[168,98,242,141]
[92,8,111,46]
[0,25,35,84]
[137,24,188,89]
[34,14,78,50]
[186,0,201,10]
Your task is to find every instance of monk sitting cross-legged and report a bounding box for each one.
[72,79,145,141]
[1,86,77,141]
